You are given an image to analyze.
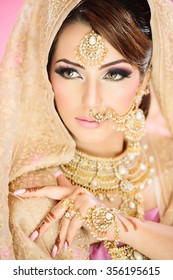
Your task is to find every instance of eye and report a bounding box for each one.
[55,67,82,79]
[103,69,132,81]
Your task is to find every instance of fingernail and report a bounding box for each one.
[14,189,26,196]
[52,245,58,257]
[29,230,39,241]
[55,170,63,178]
[64,241,68,250]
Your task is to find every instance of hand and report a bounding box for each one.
[55,187,104,256]
[13,171,104,257]
[13,170,78,200]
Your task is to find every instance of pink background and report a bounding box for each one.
[1,0,173,61]
[0,0,24,61]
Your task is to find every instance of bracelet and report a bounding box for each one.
[83,206,120,242]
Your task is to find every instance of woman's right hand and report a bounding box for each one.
[14,170,78,200]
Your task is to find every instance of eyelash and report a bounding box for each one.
[103,69,132,81]
[55,67,81,79]
[55,67,132,81]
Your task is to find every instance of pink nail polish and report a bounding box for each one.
[52,245,58,257]
[54,170,63,178]
[14,189,26,196]
[29,231,39,241]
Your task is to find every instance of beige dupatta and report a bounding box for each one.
[0,0,173,259]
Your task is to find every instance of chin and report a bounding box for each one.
[73,132,111,145]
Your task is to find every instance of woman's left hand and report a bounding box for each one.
[14,172,104,257]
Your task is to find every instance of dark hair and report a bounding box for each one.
[47,0,152,116]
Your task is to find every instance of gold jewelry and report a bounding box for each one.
[60,142,154,260]
[89,66,151,142]
[83,206,120,242]
[64,210,76,220]
[65,212,73,220]
[60,142,154,219]
[104,242,149,260]
[89,88,146,142]
[75,30,108,68]
[60,198,75,208]
[89,109,113,124]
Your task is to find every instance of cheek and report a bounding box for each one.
[51,80,74,112]
[106,80,140,115]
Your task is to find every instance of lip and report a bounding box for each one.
[76,116,107,128]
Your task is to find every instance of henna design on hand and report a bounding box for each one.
[126,217,138,230]
[25,186,44,192]
[116,215,138,233]
[117,215,129,232]
[55,234,61,250]
[44,211,56,223]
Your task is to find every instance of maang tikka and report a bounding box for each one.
[89,66,151,143]
[75,30,108,68]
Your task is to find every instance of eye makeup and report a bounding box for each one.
[103,67,132,81]
[55,66,82,79]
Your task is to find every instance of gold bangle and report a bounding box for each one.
[83,206,120,241]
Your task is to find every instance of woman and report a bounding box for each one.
[0,0,173,260]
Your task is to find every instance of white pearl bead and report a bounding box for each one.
[136,110,143,121]
[118,165,128,175]
[106,213,113,221]
[89,35,96,45]
[91,178,98,188]
[128,153,136,160]
[129,201,136,209]
[133,250,143,260]
[140,163,147,171]
[150,168,155,174]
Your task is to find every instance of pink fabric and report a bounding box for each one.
[90,208,160,260]
[144,207,160,222]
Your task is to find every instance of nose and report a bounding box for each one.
[82,78,102,108]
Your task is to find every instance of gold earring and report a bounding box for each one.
[75,30,108,68]
[119,107,146,142]
[111,84,150,142]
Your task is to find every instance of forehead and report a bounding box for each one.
[52,22,125,63]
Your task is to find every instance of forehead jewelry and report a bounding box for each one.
[75,30,108,68]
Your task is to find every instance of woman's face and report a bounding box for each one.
[49,22,140,147]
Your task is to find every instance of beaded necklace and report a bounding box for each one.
[60,141,154,259]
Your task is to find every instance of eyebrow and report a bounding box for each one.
[100,59,131,69]
[55,58,131,69]
[55,59,84,69]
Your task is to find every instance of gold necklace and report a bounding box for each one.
[60,142,154,259]
[60,142,153,219]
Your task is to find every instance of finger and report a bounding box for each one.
[56,208,81,253]
[66,216,83,247]
[29,199,69,241]
[13,185,75,200]
[51,190,85,256]
[55,211,72,253]
[55,171,73,187]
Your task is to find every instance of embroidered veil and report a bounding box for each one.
[0,0,173,259]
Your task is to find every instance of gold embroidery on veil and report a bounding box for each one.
[0,0,173,259]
